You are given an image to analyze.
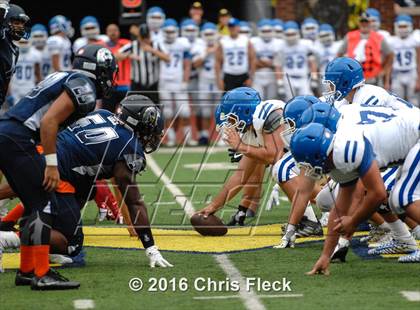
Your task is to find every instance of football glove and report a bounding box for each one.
[273,226,296,249]
[145,245,173,268]
[266,184,281,210]
[228,148,243,163]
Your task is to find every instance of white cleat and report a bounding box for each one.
[49,254,74,265]
[398,250,420,263]
[368,238,418,255]
[0,231,20,250]
[368,232,393,248]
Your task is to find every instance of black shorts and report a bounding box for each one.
[130,82,159,105]
[223,73,249,91]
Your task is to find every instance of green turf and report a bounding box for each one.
[1,148,419,310]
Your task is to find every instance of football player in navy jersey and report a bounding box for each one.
[0,95,172,272]
[0,44,117,290]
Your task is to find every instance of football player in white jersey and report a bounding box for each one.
[9,38,42,104]
[216,18,256,91]
[192,22,220,145]
[389,15,420,107]
[366,8,391,40]
[30,24,51,79]
[316,24,341,76]
[72,16,109,53]
[239,21,252,38]
[279,21,318,100]
[251,19,282,100]
[196,87,286,220]
[47,15,73,72]
[272,19,284,40]
[301,17,319,42]
[159,19,193,146]
[146,6,165,42]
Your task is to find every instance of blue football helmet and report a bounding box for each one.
[147,6,166,31]
[290,123,335,178]
[299,102,341,132]
[301,17,319,41]
[323,57,365,102]
[162,19,179,43]
[201,22,218,44]
[215,87,261,132]
[318,23,335,46]
[80,16,100,39]
[271,18,284,39]
[395,15,413,38]
[49,15,74,37]
[366,8,381,31]
[30,24,48,48]
[239,21,252,37]
[284,21,300,44]
[181,18,199,42]
[257,19,274,41]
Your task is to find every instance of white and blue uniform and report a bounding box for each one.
[46,35,72,70]
[9,47,42,104]
[39,46,52,79]
[388,34,420,107]
[159,37,191,118]
[72,35,109,54]
[315,40,341,76]
[220,35,250,76]
[278,39,314,99]
[251,36,282,100]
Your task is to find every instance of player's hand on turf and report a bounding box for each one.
[306,255,330,276]
[223,127,241,150]
[266,184,281,210]
[196,205,216,218]
[333,215,356,237]
[146,245,173,268]
[43,166,60,192]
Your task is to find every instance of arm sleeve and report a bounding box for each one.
[62,76,97,115]
[380,39,392,57]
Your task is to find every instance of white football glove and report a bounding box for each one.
[266,184,281,210]
[273,226,296,249]
[145,246,173,268]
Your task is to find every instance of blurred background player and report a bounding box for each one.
[0,2,30,108]
[103,23,131,112]
[192,22,220,145]
[251,19,282,100]
[47,15,74,72]
[279,21,318,100]
[272,18,284,40]
[8,38,42,105]
[146,6,165,42]
[189,2,206,27]
[159,19,194,146]
[337,11,393,88]
[217,8,231,36]
[216,18,256,91]
[316,24,341,74]
[30,24,51,79]
[73,16,109,53]
[301,17,319,42]
[366,8,391,39]
[239,21,252,38]
[389,14,420,107]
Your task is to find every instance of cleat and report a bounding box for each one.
[31,269,80,290]
[368,238,417,255]
[49,254,74,265]
[398,250,420,263]
[98,207,108,222]
[15,270,35,286]
[295,217,323,238]
[331,240,350,263]
[0,231,20,250]
[368,232,392,248]
[198,137,209,146]
[186,139,198,147]
[360,225,390,243]
[227,210,246,226]
[320,212,329,227]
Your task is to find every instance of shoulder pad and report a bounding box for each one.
[63,75,97,116]
[263,110,283,133]
[333,128,366,174]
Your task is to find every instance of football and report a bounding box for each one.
[190,213,228,236]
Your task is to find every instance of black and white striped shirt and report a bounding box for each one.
[119,40,164,87]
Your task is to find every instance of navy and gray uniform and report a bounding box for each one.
[0,71,97,221]
[0,15,19,106]
[52,109,146,253]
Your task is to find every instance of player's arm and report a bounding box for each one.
[381,40,394,90]
[115,42,132,61]
[247,41,256,83]
[113,161,172,267]
[199,155,256,216]
[34,62,42,84]
[40,91,76,191]
[183,54,191,85]
[287,171,316,225]
[51,54,61,72]
[150,42,170,63]
[215,44,224,90]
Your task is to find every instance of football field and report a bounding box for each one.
[1,145,419,310]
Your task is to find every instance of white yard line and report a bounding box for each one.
[157,146,227,154]
[73,299,95,309]
[401,291,420,302]
[194,294,303,300]
[148,154,266,310]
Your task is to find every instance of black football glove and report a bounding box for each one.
[228,148,243,163]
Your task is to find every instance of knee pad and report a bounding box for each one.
[316,186,335,212]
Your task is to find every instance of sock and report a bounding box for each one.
[199,130,209,138]
[411,225,420,238]
[378,222,390,230]
[95,181,120,219]
[33,245,50,277]
[20,245,34,273]
[387,219,412,239]
[286,224,296,234]
[1,203,24,224]
[338,236,350,247]
[303,205,318,222]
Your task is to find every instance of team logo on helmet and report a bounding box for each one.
[97,48,114,66]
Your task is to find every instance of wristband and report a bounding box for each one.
[45,153,58,166]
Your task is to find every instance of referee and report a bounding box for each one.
[117,24,169,104]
